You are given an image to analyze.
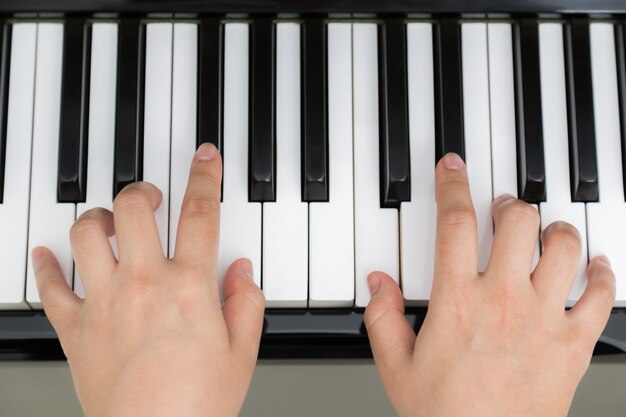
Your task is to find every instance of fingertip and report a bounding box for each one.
[367,272,382,295]
[31,246,47,268]
[195,142,219,161]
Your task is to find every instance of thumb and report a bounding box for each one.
[364,272,415,378]
[222,258,266,363]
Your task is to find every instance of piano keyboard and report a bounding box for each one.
[1,16,626,312]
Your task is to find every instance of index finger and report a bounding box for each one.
[434,153,478,285]
[173,143,222,270]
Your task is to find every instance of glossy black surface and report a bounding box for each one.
[248,17,276,202]
[0,21,10,204]
[3,0,626,13]
[615,22,626,201]
[563,19,599,202]
[434,18,464,162]
[378,18,410,209]
[301,17,328,202]
[513,20,546,203]
[197,18,223,152]
[113,19,145,198]
[57,19,91,203]
[0,309,625,360]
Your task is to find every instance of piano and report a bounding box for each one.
[0,0,626,360]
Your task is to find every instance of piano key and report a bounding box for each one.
[539,23,588,304]
[26,23,75,308]
[309,22,354,308]
[0,23,36,308]
[434,18,464,161]
[586,23,626,306]
[197,18,222,150]
[616,21,626,200]
[301,17,328,202]
[219,22,261,295]
[400,22,436,305]
[75,23,119,298]
[563,19,599,202]
[489,22,540,271]
[248,17,275,202]
[0,20,11,204]
[113,19,145,198]
[57,19,91,203]
[353,23,399,308]
[263,22,308,307]
[462,23,493,272]
[143,23,173,257]
[513,19,546,203]
[378,18,410,208]
[170,23,198,258]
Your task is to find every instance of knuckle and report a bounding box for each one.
[192,159,222,183]
[549,223,582,254]
[590,280,616,310]
[70,216,103,240]
[499,200,539,225]
[440,206,476,227]
[114,188,151,212]
[183,195,220,218]
[239,285,265,311]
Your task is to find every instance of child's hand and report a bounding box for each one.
[365,153,615,417]
[32,143,265,417]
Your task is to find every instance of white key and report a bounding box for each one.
[169,23,198,258]
[0,24,37,309]
[143,23,173,257]
[400,23,435,305]
[462,23,493,272]
[539,23,588,304]
[75,23,119,297]
[309,23,355,307]
[219,23,262,295]
[487,23,540,271]
[262,23,308,307]
[586,23,626,306]
[353,23,399,307]
[26,24,74,308]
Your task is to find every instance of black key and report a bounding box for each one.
[513,20,546,203]
[378,18,410,208]
[113,19,145,198]
[248,18,275,202]
[433,18,464,162]
[563,19,599,202]
[0,20,11,204]
[301,18,328,202]
[197,18,223,151]
[57,19,91,203]
[615,21,626,201]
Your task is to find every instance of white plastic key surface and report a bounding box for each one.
[74,23,119,298]
[169,23,198,259]
[219,23,262,295]
[487,23,540,271]
[143,23,173,257]
[462,23,494,272]
[26,24,75,308]
[309,23,355,307]
[539,23,588,305]
[353,23,399,308]
[400,23,436,305]
[262,23,308,307]
[0,24,37,309]
[586,23,626,306]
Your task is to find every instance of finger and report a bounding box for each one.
[174,143,222,269]
[531,221,582,307]
[568,256,615,345]
[222,258,265,364]
[485,195,540,280]
[70,208,117,287]
[113,182,163,264]
[364,272,415,382]
[434,153,478,285]
[32,247,80,334]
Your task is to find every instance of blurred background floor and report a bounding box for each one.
[0,356,624,417]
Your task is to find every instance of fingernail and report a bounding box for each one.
[368,274,382,295]
[195,143,217,161]
[594,255,611,267]
[240,258,253,280]
[442,153,466,172]
[31,247,44,267]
